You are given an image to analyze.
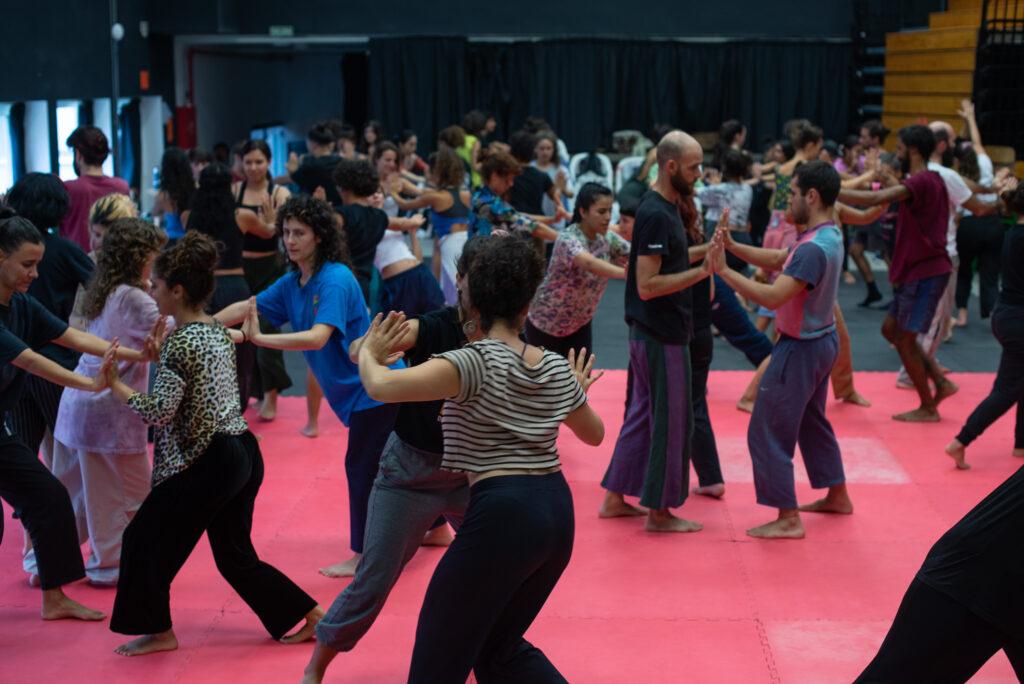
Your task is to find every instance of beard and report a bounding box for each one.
[900,154,911,175]
[670,169,693,196]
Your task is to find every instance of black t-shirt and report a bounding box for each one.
[336,203,389,304]
[623,190,693,344]
[392,306,467,453]
[0,292,70,413]
[291,154,343,206]
[998,224,1024,308]
[27,232,93,369]
[917,464,1024,639]
[507,167,553,216]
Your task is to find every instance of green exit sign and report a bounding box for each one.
[269,25,295,37]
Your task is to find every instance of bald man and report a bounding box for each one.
[600,131,710,533]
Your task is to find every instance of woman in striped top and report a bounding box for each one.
[357,234,604,683]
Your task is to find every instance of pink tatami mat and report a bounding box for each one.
[2,370,1020,683]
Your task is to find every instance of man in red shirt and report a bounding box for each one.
[839,125,957,422]
[59,126,130,251]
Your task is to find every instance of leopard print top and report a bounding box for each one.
[127,320,247,486]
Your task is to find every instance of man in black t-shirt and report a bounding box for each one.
[600,131,711,533]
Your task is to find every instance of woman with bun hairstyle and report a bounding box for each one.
[0,210,134,621]
[106,230,323,656]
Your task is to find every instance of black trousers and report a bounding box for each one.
[956,304,1024,448]
[855,578,1024,683]
[409,472,573,684]
[955,214,1004,318]
[110,431,316,637]
[7,373,64,457]
[0,431,85,590]
[207,274,257,409]
[689,326,723,487]
[242,253,293,399]
[524,318,592,360]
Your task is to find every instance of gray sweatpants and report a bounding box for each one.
[315,431,470,651]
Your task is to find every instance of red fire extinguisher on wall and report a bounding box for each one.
[176,104,197,149]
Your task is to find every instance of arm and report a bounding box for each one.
[561,347,604,445]
[236,207,277,238]
[349,316,421,363]
[213,300,250,326]
[391,189,441,212]
[573,252,626,279]
[11,346,112,392]
[355,313,458,403]
[717,268,808,310]
[838,184,910,207]
[958,100,986,158]
[723,232,789,271]
[387,214,425,232]
[240,297,334,351]
[688,242,711,264]
[635,253,709,300]
[961,194,1001,216]
[54,326,146,362]
[837,202,887,226]
[841,170,877,189]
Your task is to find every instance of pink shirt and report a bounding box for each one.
[60,175,130,250]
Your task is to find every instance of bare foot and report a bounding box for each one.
[893,407,940,422]
[839,391,871,407]
[598,491,647,518]
[114,629,178,656]
[747,515,805,539]
[843,270,856,284]
[41,588,106,621]
[300,424,319,439]
[692,483,725,499]
[736,397,754,414]
[934,380,959,405]
[955,309,968,328]
[1014,448,1024,458]
[945,439,970,470]
[281,605,325,644]
[645,509,702,533]
[258,391,278,422]
[28,573,40,587]
[319,554,361,578]
[422,525,454,546]
[799,494,854,515]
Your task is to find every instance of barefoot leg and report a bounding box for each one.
[114,629,179,657]
[319,553,361,578]
[41,587,106,621]
[691,483,725,498]
[281,605,325,644]
[422,524,454,546]
[598,490,646,518]
[945,439,970,470]
[747,509,805,539]
[798,483,854,514]
[302,368,321,438]
[645,508,702,533]
[301,640,341,684]
[258,389,278,422]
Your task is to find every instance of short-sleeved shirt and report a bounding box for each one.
[998,225,1024,308]
[528,224,630,337]
[776,222,843,339]
[291,154,342,205]
[256,261,387,425]
[623,190,693,345]
[0,292,69,414]
[508,166,553,216]
[928,161,973,259]
[890,170,952,286]
[393,306,466,454]
[469,186,540,237]
[28,232,95,369]
[696,182,753,228]
[435,338,587,473]
[60,174,131,251]
[336,203,389,303]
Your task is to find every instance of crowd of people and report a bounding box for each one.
[0,100,1022,682]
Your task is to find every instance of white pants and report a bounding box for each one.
[23,440,150,584]
[439,231,469,306]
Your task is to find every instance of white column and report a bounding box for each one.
[138,96,165,215]
[93,99,115,177]
[23,101,51,174]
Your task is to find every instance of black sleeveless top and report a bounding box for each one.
[236,181,280,253]
[186,208,244,270]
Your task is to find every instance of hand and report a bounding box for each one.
[555,206,572,223]
[313,186,327,202]
[98,338,119,391]
[286,151,300,174]
[998,175,1019,195]
[360,312,409,366]
[707,235,727,274]
[712,207,733,248]
[567,347,603,393]
[994,166,1012,184]
[704,168,722,185]
[751,161,763,179]
[554,169,568,191]
[258,193,277,226]
[406,214,425,231]
[864,147,880,172]
[957,99,975,121]
[241,296,260,344]
[143,316,167,361]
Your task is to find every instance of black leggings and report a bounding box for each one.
[955,214,1004,318]
[110,431,316,637]
[524,318,592,360]
[409,472,573,683]
[956,305,1024,448]
[855,578,1024,683]
[0,430,85,590]
[689,326,723,487]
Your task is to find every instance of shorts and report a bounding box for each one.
[889,273,951,334]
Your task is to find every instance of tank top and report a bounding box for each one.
[236,181,279,252]
[164,212,185,240]
[373,230,417,271]
[429,188,470,239]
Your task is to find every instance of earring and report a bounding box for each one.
[462,318,478,337]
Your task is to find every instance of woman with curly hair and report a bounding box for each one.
[68,193,137,331]
[106,230,322,656]
[469,149,560,242]
[354,234,604,683]
[24,218,166,586]
[151,147,196,245]
[216,195,402,578]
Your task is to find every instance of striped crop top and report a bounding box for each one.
[435,338,587,473]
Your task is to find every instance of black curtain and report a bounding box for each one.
[368,38,851,155]
[368,37,468,149]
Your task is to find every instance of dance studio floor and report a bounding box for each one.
[2,370,1021,683]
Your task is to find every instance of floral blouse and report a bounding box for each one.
[527,223,630,337]
[469,186,540,237]
[126,320,247,486]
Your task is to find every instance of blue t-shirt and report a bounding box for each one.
[256,261,393,425]
[776,222,842,340]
